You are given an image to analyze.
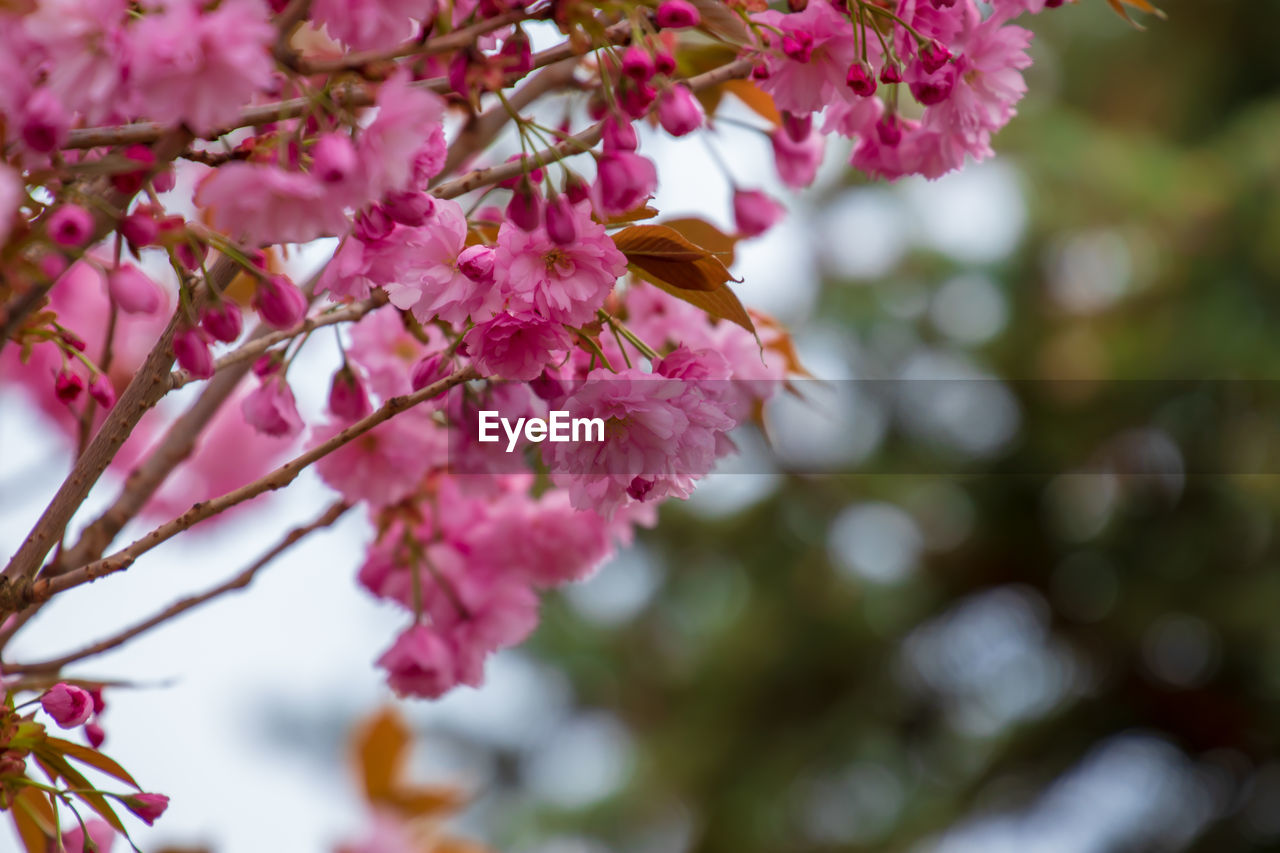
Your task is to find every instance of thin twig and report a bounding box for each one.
[20,365,478,606]
[6,501,350,675]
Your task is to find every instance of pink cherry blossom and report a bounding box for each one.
[59,819,116,853]
[493,200,627,325]
[41,683,94,728]
[313,0,434,51]
[196,162,349,246]
[463,313,572,381]
[377,623,459,699]
[129,0,275,135]
[314,409,444,506]
[753,1,861,115]
[770,126,825,188]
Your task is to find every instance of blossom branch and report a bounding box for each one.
[6,500,351,675]
[10,365,478,610]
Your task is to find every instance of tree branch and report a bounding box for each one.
[11,365,478,610]
[6,500,351,675]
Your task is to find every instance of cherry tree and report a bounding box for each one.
[0,0,1157,847]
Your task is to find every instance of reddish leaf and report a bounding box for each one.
[661,217,740,267]
[612,225,736,292]
[721,80,781,126]
[1105,0,1165,28]
[47,737,141,790]
[354,706,409,802]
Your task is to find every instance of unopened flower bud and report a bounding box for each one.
[122,793,169,826]
[506,177,543,232]
[458,244,496,284]
[55,369,84,404]
[655,0,700,28]
[328,365,372,421]
[88,375,116,409]
[846,61,877,96]
[174,327,214,379]
[253,275,307,330]
[120,210,160,250]
[355,206,395,242]
[311,133,358,184]
[621,45,655,81]
[200,301,243,343]
[383,190,434,226]
[657,84,704,136]
[920,38,953,74]
[41,683,93,728]
[544,195,578,246]
[107,263,162,315]
[732,188,785,237]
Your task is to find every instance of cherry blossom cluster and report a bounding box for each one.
[0,0,1096,844]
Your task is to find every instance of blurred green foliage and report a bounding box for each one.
[516,2,1280,851]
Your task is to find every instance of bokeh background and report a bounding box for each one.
[4,0,1280,850]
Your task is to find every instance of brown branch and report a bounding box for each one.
[62,15,620,151]
[0,254,238,589]
[169,290,389,391]
[431,56,757,200]
[19,365,478,606]
[6,500,351,675]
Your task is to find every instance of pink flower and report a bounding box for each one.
[465,491,614,586]
[377,624,458,699]
[770,126,825,188]
[55,369,84,404]
[47,203,94,247]
[657,84,704,136]
[241,377,303,438]
[59,818,115,853]
[358,71,447,200]
[88,375,116,409]
[753,1,861,115]
[594,151,657,215]
[312,0,433,51]
[311,132,360,185]
[732,189,785,237]
[382,198,503,325]
[20,87,69,153]
[22,0,131,123]
[41,683,94,728]
[200,301,243,343]
[320,224,420,302]
[494,200,627,325]
[173,326,215,379]
[129,0,274,135]
[253,275,308,330]
[463,313,572,381]
[547,360,740,515]
[106,263,162,315]
[922,16,1033,149]
[346,307,442,399]
[656,0,700,28]
[329,365,373,421]
[196,162,349,245]
[313,410,443,506]
[122,793,169,826]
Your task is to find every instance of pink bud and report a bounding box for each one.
[411,353,449,394]
[253,275,307,330]
[175,241,206,271]
[907,60,957,106]
[876,115,903,146]
[920,38,953,74]
[21,88,68,153]
[111,145,157,194]
[120,210,159,250]
[107,263,162,315]
[174,326,215,379]
[657,84,704,136]
[253,351,283,378]
[846,62,877,96]
[506,178,543,232]
[732,188,785,237]
[595,151,657,214]
[544,195,578,246]
[85,721,106,749]
[54,369,84,404]
[880,63,903,84]
[40,683,93,728]
[602,115,639,153]
[382,190,434,226]
[123,793,169,826]
[458,244,495,284]
[328,365,372,421]
[655,0,699,28]
[88,375,116,409]
[627,476,656,501]
[311,133,358,184]
[621,46,655,81]
[200,301,243,343]
[242,378,303,438]
[40,253,68,280]
[563,173,591,205]
[653,50,676,76]
[89,687,105,715]
[153,168,176,193]
[355,206,394,242]
[47,204,94,247]
[618,80,657,119]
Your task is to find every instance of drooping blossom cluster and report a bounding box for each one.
[0,0,1096,844]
